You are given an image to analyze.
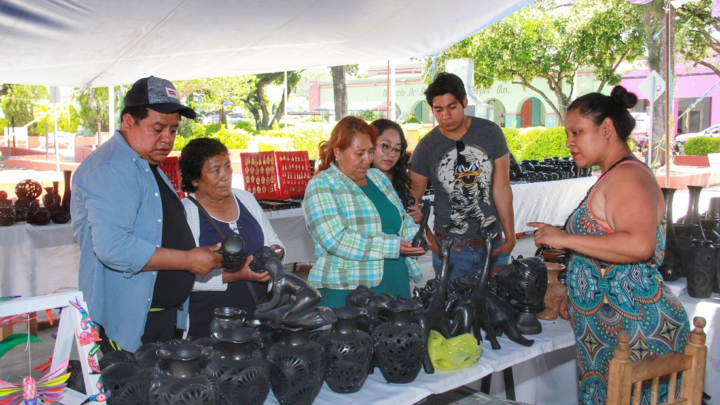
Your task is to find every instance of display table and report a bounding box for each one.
[264,319,577,405]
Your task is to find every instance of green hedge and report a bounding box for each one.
[683,136,720,156]
[503,126,571,161]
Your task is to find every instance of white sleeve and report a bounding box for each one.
[233,189,286,263]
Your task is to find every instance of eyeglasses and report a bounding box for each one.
[378,142,405,157]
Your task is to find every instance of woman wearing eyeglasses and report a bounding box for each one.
[370,119,415,213]
[302,116,427,307]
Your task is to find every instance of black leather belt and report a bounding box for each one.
[435,233,501,248]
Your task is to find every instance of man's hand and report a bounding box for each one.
[492,236,516,257]
[407,204,423,224]
[185,243,223,276]
[528,222,569,249]
[223,255,272,283]
[400,240,428,256]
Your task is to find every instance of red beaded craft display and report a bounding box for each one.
[275,151,311,199]
[159,156,186,199]
[240,152,279,199]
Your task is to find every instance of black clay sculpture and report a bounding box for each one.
[345,285,394,334]
[0,205,15,226]
[412,234,453,374]
[101,361,150,405]
[659,188,682,281]
[411,199,432,249]
[318,306,373,393]
[249,246,279,273]
[267,326,327,405]
[210,307,247,336]
[149,343,220,405]
[450,231,534,350]
[215,235,247,272]
[371,299,426,384]
[254,257,336,329]
[206,327,270,405]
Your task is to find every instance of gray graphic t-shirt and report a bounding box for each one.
[411,117,509,237]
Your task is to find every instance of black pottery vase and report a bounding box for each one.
[210,307,247,336]
[371,299,426,384]
[102,361,150,405]
[205,327,270,405]
[267,326,327,405]
[678,185,703,225]
[149,343,219,405]
[318,306,373,394]
[687,240,715,299]
[0,205,15,226]
[659,188,682,281]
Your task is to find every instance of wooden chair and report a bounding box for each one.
[607,317,707,405]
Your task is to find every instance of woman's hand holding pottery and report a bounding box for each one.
[222,255,272,283]
[400,240,429,256]
[528,222,569,250]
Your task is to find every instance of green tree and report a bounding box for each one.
[439,0,645,122]
[34,103,78,134]
[77,87,111,135]
[676,0,719,78]
[359,109,378,121]
[0,84,49,134]
[241,72,302,131]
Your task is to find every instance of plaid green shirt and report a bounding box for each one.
[303,165,422,290]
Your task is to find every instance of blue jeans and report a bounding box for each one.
[432,239,510,280]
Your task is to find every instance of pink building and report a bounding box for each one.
[621,63,720,136]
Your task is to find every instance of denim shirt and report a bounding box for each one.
[72,131,187,352]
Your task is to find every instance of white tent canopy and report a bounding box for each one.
[0,0,532,87]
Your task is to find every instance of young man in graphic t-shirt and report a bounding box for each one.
[410,72,515,279]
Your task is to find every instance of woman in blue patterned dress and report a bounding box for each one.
[529,86,690,405]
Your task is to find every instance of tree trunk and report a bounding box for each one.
[331,66,348,121]
[219,105,227,126]
[644,0,674,167]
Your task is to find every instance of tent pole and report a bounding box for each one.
[664,2,672,187]
[108,86,115,136]
[284,71,288,136]
[390,60,396,121]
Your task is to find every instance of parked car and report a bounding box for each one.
[674,124,720,151]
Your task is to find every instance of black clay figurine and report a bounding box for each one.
[411,199,433,250]
[254,257,337,328]
[413,234,453,374]
[450,230,534,350]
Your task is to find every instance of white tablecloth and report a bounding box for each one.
[0,213,315,299]
[0,222,80,298]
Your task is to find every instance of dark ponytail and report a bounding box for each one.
[567,85,638,140]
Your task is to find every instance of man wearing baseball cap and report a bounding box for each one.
[72,76,222,353]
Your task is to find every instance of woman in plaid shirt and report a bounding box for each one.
[303,116,428,307]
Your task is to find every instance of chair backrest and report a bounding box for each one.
[607,317,707,405]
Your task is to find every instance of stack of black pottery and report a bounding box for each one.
[0,174,73,226]
[662,186,720,298]
[515,156,592,183]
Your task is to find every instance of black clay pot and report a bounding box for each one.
[134,342,163,372]
[659,188,682,281]
[371,299,426,384]
[216,235,247,271]
[318,306,373,394]
[0,205,15,226]
[267,326,327,405]
[30,207,51,225]
[205,328,270,405]
[149,343,219,405]
[14,207,28,224]
[52,209,71,224]
[210,307,247,336]
[102,362,150,405]
[687,240,715,299]
[99,350,135,371]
